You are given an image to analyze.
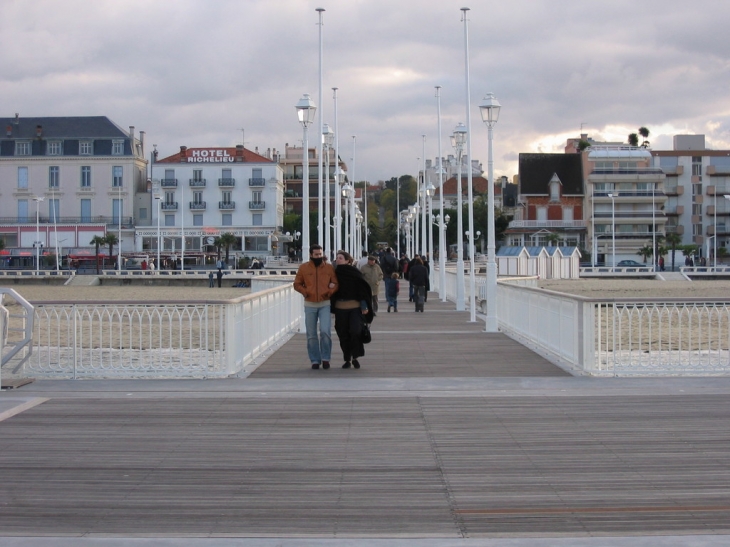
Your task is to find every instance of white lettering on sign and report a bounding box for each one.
[188,149,234,162]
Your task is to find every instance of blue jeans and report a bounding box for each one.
[304,304,332,364]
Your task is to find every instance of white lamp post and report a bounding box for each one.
[118,177,123,271]
[607,192,616,269]
[426,182,435,287]
[296,93,317,256]
[451,123,467,311]
[332,87,341,253]
[421,136,427,259]
[350,136,357,254]
[33,196,44,274]
[435,85,447,301]
[322,123,334,256]
[341,182,353,254]
[316,7,325,247]
[152,178,161,271]
[479,92,501,331]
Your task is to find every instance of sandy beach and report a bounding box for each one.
[537,278,730,299]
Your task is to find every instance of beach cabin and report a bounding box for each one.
[496,246,581,279]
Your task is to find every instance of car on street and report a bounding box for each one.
[616,259,646,267]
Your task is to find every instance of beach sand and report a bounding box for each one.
[537,278,730,299]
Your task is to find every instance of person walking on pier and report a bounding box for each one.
[408,257,428,312]
[293,244,338,370]
[386,272,400,312]
[332,250,373,369]
[360,255,383,313]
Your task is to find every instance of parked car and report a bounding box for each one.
[616,260,645,267]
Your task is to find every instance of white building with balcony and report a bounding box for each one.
[586,146,667,267]
[141,145,284,266]
[0,115,146,267]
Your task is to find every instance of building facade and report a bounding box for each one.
[144,145,284,265]
[0,115,146,267]
[652,135,730,261]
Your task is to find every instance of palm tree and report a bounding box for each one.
[217,232,237,266]
[628,133,639,147]
[638,127,650,148]
[0,238,5,252]
[637,245,653,263]
[90,235,106,274]
[665,232,682,271]
[213,237,223,264]
[545,232,560,247]
[104,233,118,269]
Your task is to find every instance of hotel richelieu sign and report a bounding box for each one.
[186,148,235,163]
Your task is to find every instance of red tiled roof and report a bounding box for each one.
[156,147,273,164]
[435,176,500,197]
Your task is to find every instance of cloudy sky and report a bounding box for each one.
[2,0,730,183]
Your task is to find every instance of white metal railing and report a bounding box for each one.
[11,284,302,380]
[0,288,35,386]
[497,281,730,377]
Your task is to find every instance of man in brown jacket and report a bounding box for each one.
[293,244,338,369]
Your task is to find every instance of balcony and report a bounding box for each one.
[189,179,207,187]
[665,224,685,235]
[507,220,586,229]
[160,178,178,187]
[661,165,684,176]
[706,185,730,196]
[249,177,266,186]
[161,202,178,210]
[664,206,684,216]
[218,201,236,210]
[706,205,730,216]
[218,178,236,187]
[663,184,684,196]
[189,201,207,210]
[706,165,730,176]
[249,201,266,210]
[589,167,665,184]
[0,216,133,225]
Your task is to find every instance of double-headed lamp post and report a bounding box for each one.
[426,182,435,286]
[607,192,616,269]
[478,92,501,332]
[451,123,467,311]
[296,94,317,257]
[33,196,45,274]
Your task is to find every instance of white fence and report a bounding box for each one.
[4,284,302,380]
[497,281,730,376]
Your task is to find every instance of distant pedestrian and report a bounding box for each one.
[408,257,428,312]
[209,271,214,288]
[216,268,223,288]
[659,256,665,272]
[141,259,147,271]
[386,272,400,312]
[360,255,383,313]
[381,247,399,307]
[355,251,370,270]
[149,259,156,273]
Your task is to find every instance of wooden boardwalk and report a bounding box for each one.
[1,291,730,543]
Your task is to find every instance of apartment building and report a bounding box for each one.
[278,144,347,215]
[144,145,284,263]
[0,115,146,265]
[652,135,730,261]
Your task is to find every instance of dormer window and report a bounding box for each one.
[548,173,562,202]
[15,141,31,156]
[79,141,93,155]
[112,140,124,155]
[47,141,62,155]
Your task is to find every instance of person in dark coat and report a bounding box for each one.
[332,250,374,369]
[408,257,429,312]
[216,268,223,288]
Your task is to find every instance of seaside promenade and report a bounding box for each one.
[1,293,730,546]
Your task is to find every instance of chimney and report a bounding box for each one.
[180,146,187,162]
[139,130,145,157]
[129,126,135,142]
[14,113,19,125]
[235,144,244,162]
[6,125,12,137]
[36,125,43,138]
[255,146,259,155]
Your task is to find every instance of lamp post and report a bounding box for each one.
[33,196,44,274]
[478,92,501,331]
[426,182,435,288]
[341,182,353,253]
[435,85,447,301]
[332,87,342,253]
[118,176,123,271]
[296,93,317,257]
[152,178,161,271]
[607,192,616,269]
[322,123,334,256]
[351,136,357,254]
[421,135,427,259]
[316,7,325,247]
[451,123,467,311]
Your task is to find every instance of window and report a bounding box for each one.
[692,183,702,196]
[165,214,175,227]
[693,224,703,236]
[193,191,203,204]
[17,167,28,189]
[49,166,60,188]
[79,141,92,155]
[536,207,547,221]
[139,207,148,220]
[15,141,31,156]
[549,182,560,201]
[252,213,263,226]
[81,199,91,222]
[18,200,29,222]
[222,168,232,179]
[165,191,175,205]
[112,140,124,155]
[692,156,702,179]
[47,141,62,155]
[81,166,91,187]
[221,191,232,204]
[112,166,123,187]
[193,214,203,226]
[48,199,59,221]
[222,213,232,226]
[692,204,702,215]
[193,169,203,182]
[112,199,123,224]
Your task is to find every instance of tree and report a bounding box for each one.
[0,238,4,252]
[104,233,118,267]
[545,232,560,247]
[636,244,653,263]
[638,126,650,148]
[213,237,223,262]
[217,233,237,265]
[577,140,591,151]
[664,231,682,271]
[90,235,106,274]
[628,133,639,147]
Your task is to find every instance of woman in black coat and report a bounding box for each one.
[408,257,429,312]
[331,250,374,369]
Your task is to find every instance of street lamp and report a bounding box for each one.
[341,182,353,253]
[322,123,334,255]
[435,85,447,302]
[607,192,616,269]
[479,91,501,331]
[118,176,123,271]
[151,179,162,271]
[450,123,467,311]
[296,93,317,256]
[426,182,435,287]
[32,196,44,274]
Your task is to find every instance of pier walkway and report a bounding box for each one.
[1,294,730,546]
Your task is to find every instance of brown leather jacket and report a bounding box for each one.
[293,260,338,303]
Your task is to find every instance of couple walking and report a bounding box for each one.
[293,245,374,370]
